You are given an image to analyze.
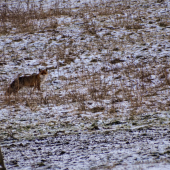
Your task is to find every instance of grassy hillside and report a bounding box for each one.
[0,0,170,169]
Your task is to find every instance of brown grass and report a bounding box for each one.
[0,0,71,35]
[0,0,170,117]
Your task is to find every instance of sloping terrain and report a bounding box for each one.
[0,0,170,169]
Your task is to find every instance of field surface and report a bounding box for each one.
[0,0,170,169]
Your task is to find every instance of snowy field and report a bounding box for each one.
[0,0,170,169]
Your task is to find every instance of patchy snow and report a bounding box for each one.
[0,0,170,169]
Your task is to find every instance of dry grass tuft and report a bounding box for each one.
[0,146,6,170]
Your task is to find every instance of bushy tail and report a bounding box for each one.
[5,74,22,96]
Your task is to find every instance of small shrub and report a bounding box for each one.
[90,106,105,113]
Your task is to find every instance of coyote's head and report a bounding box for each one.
[39,69,48,83]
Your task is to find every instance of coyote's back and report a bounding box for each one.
[5,69,48,96]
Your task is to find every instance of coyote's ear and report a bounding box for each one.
[39,69,41,72]
[46,68,48,71]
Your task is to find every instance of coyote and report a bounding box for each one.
[5,69,48,96]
